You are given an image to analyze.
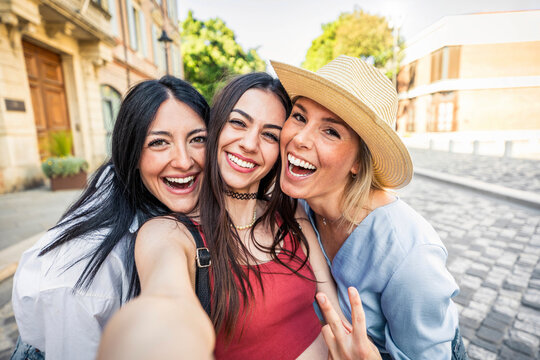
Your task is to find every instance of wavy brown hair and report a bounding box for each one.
[199,72,310,339]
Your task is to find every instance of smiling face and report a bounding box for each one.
[139,98,207,213]
[280,97,361,205]
[217,88,286,193]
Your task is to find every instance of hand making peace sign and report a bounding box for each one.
[316,287,382,360]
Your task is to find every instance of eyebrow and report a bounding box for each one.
[148,128,206,137]
[293,102,344,126]
[231,108,282,131]
[188,128,207,137]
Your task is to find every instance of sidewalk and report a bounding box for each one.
[0,187,81,280]
[409,148,540,193]
[409,148,540,209]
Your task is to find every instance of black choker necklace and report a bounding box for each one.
[225,190,257,200]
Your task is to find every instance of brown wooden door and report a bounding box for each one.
[23,41,71,159]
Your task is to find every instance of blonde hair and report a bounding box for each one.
[341,137,385,232]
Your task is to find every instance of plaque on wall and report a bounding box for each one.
[5,99,26,112]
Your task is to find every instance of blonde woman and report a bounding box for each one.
[273,56,468,360]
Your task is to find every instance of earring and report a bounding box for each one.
[351,173,357,179]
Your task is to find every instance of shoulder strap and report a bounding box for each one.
[175,215,211,316]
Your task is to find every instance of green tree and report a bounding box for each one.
[303,10,401,78]
[181,11,266,102]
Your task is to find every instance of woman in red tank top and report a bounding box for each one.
[98,73,344,360]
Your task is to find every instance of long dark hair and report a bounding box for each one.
[199,72,309,337]
[40,76,210,299]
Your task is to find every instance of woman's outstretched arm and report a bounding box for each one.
[97,217,215,360]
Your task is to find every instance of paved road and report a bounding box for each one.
[0,187,81,251]
[409,148,540,193]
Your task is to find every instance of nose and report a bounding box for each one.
[170,143,194,170]
[291,125,313,150]
[239,128,259,153]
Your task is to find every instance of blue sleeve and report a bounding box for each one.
[381,244,459,360]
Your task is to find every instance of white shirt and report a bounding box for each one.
[12,167,137,360]
[12,227,132,360]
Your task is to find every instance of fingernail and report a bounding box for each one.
[316,293,326,304]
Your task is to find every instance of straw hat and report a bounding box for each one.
[270,55,413,189]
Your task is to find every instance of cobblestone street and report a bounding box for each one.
[0,152,539,358]
[400,177,540,359]
[409,148,540,192]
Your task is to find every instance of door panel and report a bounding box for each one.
[23,41,71,159]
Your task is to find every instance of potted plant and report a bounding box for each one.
[41,131,89,191]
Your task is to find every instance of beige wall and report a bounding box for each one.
[459,41,540,78]
[457,87,540,131]
[0,23,43,192]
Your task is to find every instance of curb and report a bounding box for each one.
[0,232,44,283]
[414,167,540,209]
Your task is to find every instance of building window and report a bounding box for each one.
[108,0,119,37]
[138,10,148,57]
[101,85,122,155]
[430,46,461,83]
[171,44,181,77]
[126,0,137,49]
[152,24,158,65]
[406,100,415,132]
[132,7,141,51]
[437,102,454,132]
[152,24,165,71]
[166,0,177,22]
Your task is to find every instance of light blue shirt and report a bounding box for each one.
[302,198,459,360]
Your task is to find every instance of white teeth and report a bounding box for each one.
[165,176,194,184]
[287,154,316,170]
[228,153,255,169]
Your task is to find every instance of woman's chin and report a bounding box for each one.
[279,179,306,200]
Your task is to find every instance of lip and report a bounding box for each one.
[226,152,258,174]
[161,172,200,195]
[284,152,316,181]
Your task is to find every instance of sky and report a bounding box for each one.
[178,0,539,67]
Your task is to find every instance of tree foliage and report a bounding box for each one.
[181,11,266,102]
[303,10,401,77]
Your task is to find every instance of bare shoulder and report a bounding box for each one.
[294,202,309,220]
[137,216,197,252]
[294,204,313,229]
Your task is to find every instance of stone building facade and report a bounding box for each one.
[0,0,182,193]
[396,11,540,157]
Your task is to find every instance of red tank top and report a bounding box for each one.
[208,225,322,359]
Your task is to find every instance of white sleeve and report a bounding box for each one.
[39,288,119,360]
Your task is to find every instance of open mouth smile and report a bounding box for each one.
[287,153,317,178]
[162,175,197,191]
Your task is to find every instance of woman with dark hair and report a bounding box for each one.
[98,72,341,360]
[12,76,210,360]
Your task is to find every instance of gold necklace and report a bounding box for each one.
[320,214,341,226]
[232,209,257,230]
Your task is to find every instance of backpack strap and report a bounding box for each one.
[176,215,211,316]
